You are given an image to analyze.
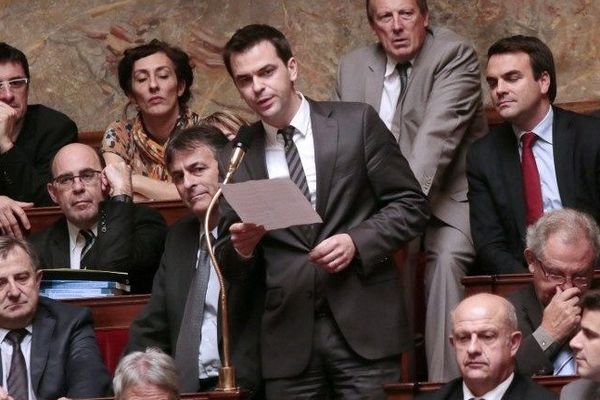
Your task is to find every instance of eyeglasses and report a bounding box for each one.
[535,258,590,288]
[0,78,29,92]
[52,170,101,188]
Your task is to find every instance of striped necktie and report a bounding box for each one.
[7,329,28,400]
[80,229,95,260]
[278,126,311,202]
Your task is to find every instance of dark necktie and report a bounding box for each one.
[278,126,311,202]
[7,329,28,400]
[397,62,410,101]
[80,229,95,260]
[521,132,543,225]
[175,234,213,392]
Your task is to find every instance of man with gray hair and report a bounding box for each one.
[335,0,487,381]
[419,293,555,399]
[509,208,600,376]
[0,236,110,399]
[114,347,179,400]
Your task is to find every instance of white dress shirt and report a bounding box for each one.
[198,227,221,379]
[379,55,412,131]
[514,107,562,212]
[463,372,514,400]
[0,326,36,400]
[262,92,317,208]
[67,222,98,270]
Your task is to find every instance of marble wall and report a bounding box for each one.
[1,0,599,132]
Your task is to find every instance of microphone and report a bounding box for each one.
[225,125,253,180]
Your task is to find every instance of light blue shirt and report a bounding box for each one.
[197,227,221,379]
[514,107,562,212]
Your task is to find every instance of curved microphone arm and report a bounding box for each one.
[203,144,249,391]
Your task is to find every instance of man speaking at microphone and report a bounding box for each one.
[218,24,429,399]
[126,124,262,397]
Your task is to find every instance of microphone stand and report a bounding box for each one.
[203,147,248,391]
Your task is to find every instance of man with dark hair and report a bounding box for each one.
[28,143,167,293]
[219,24,428,399]
[509,208,599,376]
[334,0,487,381]
[127,125,262,396]
[0,42,77,239]
[561,290,600,399]
[468,35,600,275]
[0,236,110,399]
[419,293,556,400]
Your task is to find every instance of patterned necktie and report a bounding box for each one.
[80,229,95,259]
[278,126,311,202]
[7,329,28,400]
[396,62,410,101]
[521,132,543,225]
[175,234,214,392]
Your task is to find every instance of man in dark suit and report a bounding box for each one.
[334,0,487,380]
[468,35,600,274]
[218,24,429,399]
[509,209,598,376]
[561,290,600,399]
[0,236,110,399]
[0,42,77,239]
[126,125,262,396]
[28,143,167,293]
[419,293,556,400]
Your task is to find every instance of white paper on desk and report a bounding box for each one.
[220,177,322,231]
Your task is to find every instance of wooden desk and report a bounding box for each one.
[384,375,575,399]
[25,200,188,234]
[63,294,150,373]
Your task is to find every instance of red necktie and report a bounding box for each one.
[521,132,543,225]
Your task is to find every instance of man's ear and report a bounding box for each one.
[47,183,58,204]
[524,249,536,274]
[509,330,522,357]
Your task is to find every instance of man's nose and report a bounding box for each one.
[467,334,482,354]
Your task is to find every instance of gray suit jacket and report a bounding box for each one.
[218,100,429,379]
[509,285,559,376]
[334,26,487,235]
[561,379,600,399]
[1,297,111,399]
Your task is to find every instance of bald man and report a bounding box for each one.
[419,293,556,399]
[28,143,166,293]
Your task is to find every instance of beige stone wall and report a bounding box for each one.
[1,0,599,132]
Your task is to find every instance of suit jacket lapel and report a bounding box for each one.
[365,45,386,111]
[239,123,269,182]
[310,101,338,221]
[50,219,70,268]
[30,305,55,393]
[552,108,576,207]
[498,124,527,239]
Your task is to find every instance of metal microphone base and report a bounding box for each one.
[217,366,237,391]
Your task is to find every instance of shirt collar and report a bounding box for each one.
[514,107,554,145]
[67,221,98,244]
[0,325,33,343]
[384,54,413,78]
[263,92,310,146]
[463,372,514,400]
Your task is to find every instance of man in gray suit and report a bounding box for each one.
[561,290,600,399]
[219,24,429,399]
[334,0,487,381]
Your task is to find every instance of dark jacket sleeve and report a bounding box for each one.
[0,105,77,205]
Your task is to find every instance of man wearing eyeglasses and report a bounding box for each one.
[0,42,77,239]
[27,143,167,293]
[508,208,600,376]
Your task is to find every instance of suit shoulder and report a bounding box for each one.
[132,202,167,223]
[38,296,91,320]
[429,26,474,47]
[312,98,376,115]
[26,104,77,130]
[339,43,380,65]
[417,378,462,399]
[168,213,199,236]
[520,376,558,399]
